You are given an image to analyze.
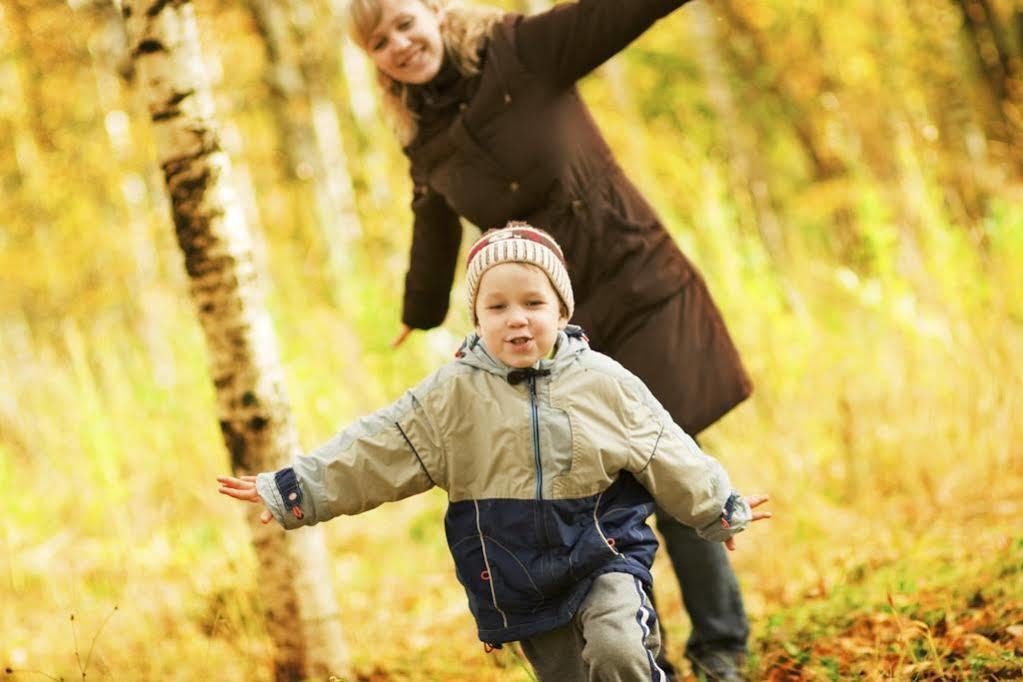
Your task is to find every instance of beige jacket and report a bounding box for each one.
[257,327,749,642]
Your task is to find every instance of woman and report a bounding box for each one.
[346,0,753,678]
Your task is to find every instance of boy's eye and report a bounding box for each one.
[398,18,413,29]
[488,303,506,310]
[371,37,387,51]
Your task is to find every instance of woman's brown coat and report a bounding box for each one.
[400,0,751,435]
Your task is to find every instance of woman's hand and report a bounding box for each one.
[724,495,771,551]
[391,324,413,348]
[217,475,273,524]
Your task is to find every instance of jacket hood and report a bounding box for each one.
[454,324,589,379]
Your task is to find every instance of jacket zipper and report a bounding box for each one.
[529,376,543,500]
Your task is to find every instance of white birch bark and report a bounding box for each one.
[203,47,272,279]
[120,1,349,679]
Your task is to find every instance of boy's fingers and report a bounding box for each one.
[745,495,769,508]
[260,509,273,524]
[217,476,255,490]
[725,537,736,551]
[218,486,259,502]
[240,475,258,482]
[752,511,773,522]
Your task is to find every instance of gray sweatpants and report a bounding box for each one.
[520,572,667,682]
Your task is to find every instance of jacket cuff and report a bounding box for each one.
[256,468,308,529]
[697,493,752,543]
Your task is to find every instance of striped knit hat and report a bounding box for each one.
[466,222,574,322]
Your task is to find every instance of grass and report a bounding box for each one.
[749,533,1023,680]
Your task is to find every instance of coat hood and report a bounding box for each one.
[454,324,589,379]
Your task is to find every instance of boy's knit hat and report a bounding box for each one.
[465,222,574,321]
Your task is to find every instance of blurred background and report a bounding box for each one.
[1,0,1021,679]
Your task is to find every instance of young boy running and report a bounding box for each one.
[218,222,769,681]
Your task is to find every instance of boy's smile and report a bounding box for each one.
[474,262,568,369]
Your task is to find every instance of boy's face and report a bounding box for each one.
[474,263,568,368]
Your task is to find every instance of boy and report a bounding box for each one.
[218,222,769,681]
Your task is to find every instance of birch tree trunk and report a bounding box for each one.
[120,2,349,679]
[249,0,361,280]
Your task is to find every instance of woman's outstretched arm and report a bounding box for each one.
[514,0,690,87]
[401,183,463,331]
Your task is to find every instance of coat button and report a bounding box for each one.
[509,181,520,192]
[458,102,468,111]
[570,199,584,215]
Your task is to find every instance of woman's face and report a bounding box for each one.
[365,0,445,85]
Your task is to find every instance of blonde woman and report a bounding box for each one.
[346,1,753,678]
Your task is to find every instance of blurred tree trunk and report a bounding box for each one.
[338,32,394,207]
[691,2,806,315]
[82,0,176,385]
[0,2,46,193]
[717,0,846,182]
[120,2,349,680]
[954,0,1023,170]
[906,1,992,227]
[248,0,361,280]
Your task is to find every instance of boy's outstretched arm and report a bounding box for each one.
[215,369,449,530]
[218,475,274,525]
[607,364,772,545]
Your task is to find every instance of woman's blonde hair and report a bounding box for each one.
[344,0,503,145]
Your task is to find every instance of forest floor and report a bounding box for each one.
[3,475,1022,681]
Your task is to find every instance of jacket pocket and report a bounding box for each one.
[484,537,546,614]
[449,534,509,630]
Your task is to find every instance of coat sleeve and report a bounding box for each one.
[255,379,446,530]
[512,0,689,87]
[402,180,463,330]
[616,372,752,542]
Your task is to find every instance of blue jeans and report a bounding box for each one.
[655,506,749,659]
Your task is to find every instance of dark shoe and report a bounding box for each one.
[686,650,747,682]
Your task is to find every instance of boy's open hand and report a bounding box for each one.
[217,475,273,524]
[725,495,771,551]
